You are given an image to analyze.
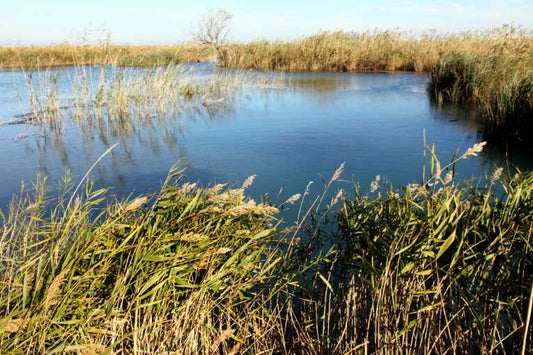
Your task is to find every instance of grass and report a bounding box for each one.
[17,63,284,129]
[316,148,533,353]
[219,27,531,73]
[0,44,214,68]
[0,166,285,353]
[428,48,533,146]
[0,143,531,353]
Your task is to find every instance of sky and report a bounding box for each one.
[1,0,532,46]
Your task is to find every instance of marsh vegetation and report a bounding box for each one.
[18,62,285,128]
[0,145,531,353]
[0,44,213,68]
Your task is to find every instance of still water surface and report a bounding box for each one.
[0,64,531,211]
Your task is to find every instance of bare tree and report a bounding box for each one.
[191,9,233,63]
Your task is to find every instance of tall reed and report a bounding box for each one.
[284,145,533,353]
[0,166,286,353]
[220,27,533,73]
[19,64,284,127]
[0,143,531,353]
[0,44,214,68]
[428,27,533,146]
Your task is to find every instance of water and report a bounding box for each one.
[0,64,531,213]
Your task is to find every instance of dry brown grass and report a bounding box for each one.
[220,27,533,73]
[0,44,215,68]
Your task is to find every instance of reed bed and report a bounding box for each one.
[0,166,287,353]
[428,29,533,146]
[0,143,531,354]
[0,44,214,68]
[19,64,284,128]
[220,27,531,73]
[289,145,533,353]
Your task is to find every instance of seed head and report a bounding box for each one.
[491,167,503,183]
[464,141,487,158]
[286,194,301,205]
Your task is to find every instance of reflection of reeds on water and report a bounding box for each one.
[289,76,350,93]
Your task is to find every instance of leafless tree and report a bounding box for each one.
[191,9,233,63]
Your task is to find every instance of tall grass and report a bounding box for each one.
[428,28,533,146]
[221,30,436,72]
[290,146,533,353]
[0,166,287,353]
[0,44,214,68]
[18,63,285,128]
[219,27,532,73]
[0,143,532,353]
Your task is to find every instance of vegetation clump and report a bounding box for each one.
[429,40,533,146]
[19,63,284,127]
[329,160,533,353]
[0,167,285,353]
[0,144,532,354]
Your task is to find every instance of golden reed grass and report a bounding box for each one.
[219,26,533,73]
[0,44,214,68]
[0,143,531,353]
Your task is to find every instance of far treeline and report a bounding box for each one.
[1,25,532,146]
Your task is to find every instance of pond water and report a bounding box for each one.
[0,63,531,214]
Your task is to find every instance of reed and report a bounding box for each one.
[428,28,533,145]
[285,144,533,353]
[0,44,214,68]
[0,166,287,353]
[0,143,531,353]
[219,27,532,73]
[18,63,284,128]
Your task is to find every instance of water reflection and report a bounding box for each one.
[23,99,238,196]
[290,76,351,93]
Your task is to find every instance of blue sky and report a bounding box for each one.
[1,0,532,45]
